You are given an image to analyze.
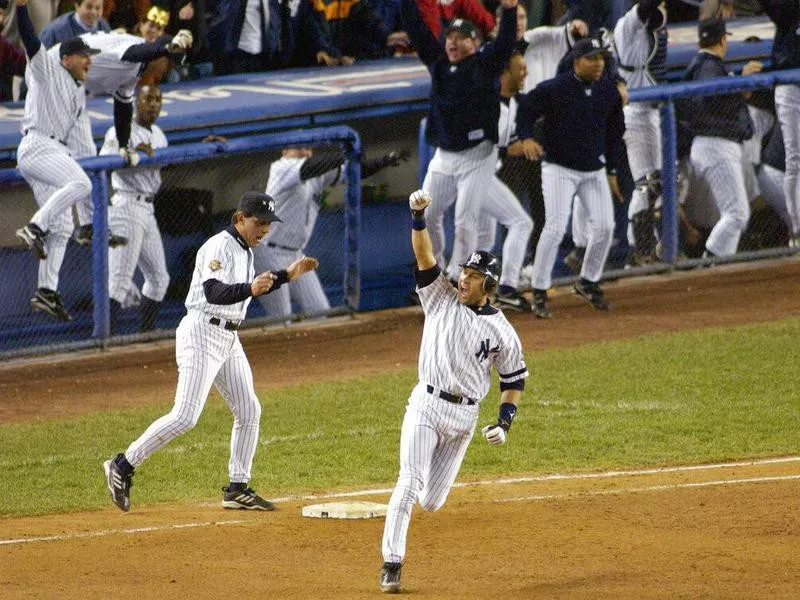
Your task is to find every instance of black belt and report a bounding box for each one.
[23,129,66,146]
[267,242,300,252]
[209,316,240,331]
[426,384,476,406]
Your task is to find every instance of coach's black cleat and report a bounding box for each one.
[573,279,609,311]
[104,453,134,512]
[222,485,275,511]
[379,562,402,593]
[31,288,73,322]
[16,223,47,260]
[532,289,552,319]
[73,224,129,248]
[495,287,532,312]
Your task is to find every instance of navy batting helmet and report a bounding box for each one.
[460,250,500,294]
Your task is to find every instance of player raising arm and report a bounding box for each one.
[379,189,528,593]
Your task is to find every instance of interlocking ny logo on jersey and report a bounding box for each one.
[475,338,499,363]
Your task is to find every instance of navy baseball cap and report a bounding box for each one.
[59,37,101,59]
[460,250,500,286]
[698,18,729,43]
[238,191,282,223]
[572,38,608,60]
[446,18,478,40]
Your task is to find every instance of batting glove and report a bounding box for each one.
[167,29,194,53]
[119,147,140,167]
[482,424,506,446]
[409,190,431,214]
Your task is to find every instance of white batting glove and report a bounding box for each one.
[482,424,506,446]
[119,147,140,167]
[409,190,431,213]
[167,29,194,53]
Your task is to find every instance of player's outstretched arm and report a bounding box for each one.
[409,190,437,270]
[15,0,42,58]
[286,256,320,280]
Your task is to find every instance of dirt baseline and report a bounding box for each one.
[1,259,799,598]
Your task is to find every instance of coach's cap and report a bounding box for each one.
[698,18,729,43]
[59,37,101,59]
[446,18,478,40]
[572,37,608,60]
[238,191,282,223]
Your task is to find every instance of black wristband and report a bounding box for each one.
[411,213,426,230]
[497,402,517,432]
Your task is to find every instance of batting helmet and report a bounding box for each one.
[460,250,500,294]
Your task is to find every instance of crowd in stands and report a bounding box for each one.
[2,0,799,324]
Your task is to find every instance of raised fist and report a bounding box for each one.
[482,424,506,446]
[119,147,140,167]
[409,190,431,213]
[167,29,193,53]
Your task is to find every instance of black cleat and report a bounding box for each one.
[573,279,610,311]
[74,224,129,248]
[495,289,532,312]
[31,288,72,322]
[222,486,275,511]
[379,562,402,593]
[104,454,134,512]
[532,289,552,319]
[16,224,47,259]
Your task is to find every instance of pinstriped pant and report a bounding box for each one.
[532,163,615,290]
[775,84,800,236]
[382,382,478,563]
[690,136,749,256]
[125,311,262,483]
[475,176,534,288]
[624,104,662,245]
[108,196,170,304]
[67,111,99,228]
[25,177,72,292]
[253,244,331,318]
[758,164,793,231]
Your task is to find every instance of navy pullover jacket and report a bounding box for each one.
[760,0,800,70]
[516,71,625,173]
[401,0,517,152]
[682,51,753,143]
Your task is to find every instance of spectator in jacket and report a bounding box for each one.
[0,12,26,102]
[208,0,342,74]
[417,0,495,41]
[313,0,408,59]
[40,0,112,48]
[104,0,153,31]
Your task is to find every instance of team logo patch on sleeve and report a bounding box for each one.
[209,259,222,271]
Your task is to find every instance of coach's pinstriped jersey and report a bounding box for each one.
[49,32,143,102]
[613,4,667,88]
[100,122,168,198]
[185,230,254,321]
[263,156,342,250]
[522,23,576,92]
[417,272,528,400]
[21,43,85,141]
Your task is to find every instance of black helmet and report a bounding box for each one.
[459,250,500,293]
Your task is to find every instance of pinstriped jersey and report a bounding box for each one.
[522,24,576,92]
[417,272,528,400]
[613,5,667,88]
[185,230,254,321]
[100,121,168,198]
[50,32,143,102]
[263,156,342,250]
[20,44,85,141]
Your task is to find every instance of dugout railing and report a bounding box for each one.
[0,126,363,359]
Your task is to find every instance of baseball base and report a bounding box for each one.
[301,501,388,519]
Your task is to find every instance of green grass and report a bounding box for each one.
[1,318,798,518]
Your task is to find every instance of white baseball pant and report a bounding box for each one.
[775,84,800,236]
[531,163,615,290]
[474,177,533,288]
[108,194,170,305]
[382,382,478,564]
[25,177,72,292]
[624,103,662,245]
[67,110,99,228]
[757,164,793,231]
[125,310,261,483]
[690,136,750,256]
[253,244,331,318]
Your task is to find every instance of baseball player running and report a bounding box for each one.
[12,0,100,321]
[761,0,800,246]
[254,145,409,319]
[613,0,668,264]
[683,18,760,258]
[402,0,525,286]
[517,37,626,318]
[104,192,319,512]
[99,84,170,333]
[379,189,528,593]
